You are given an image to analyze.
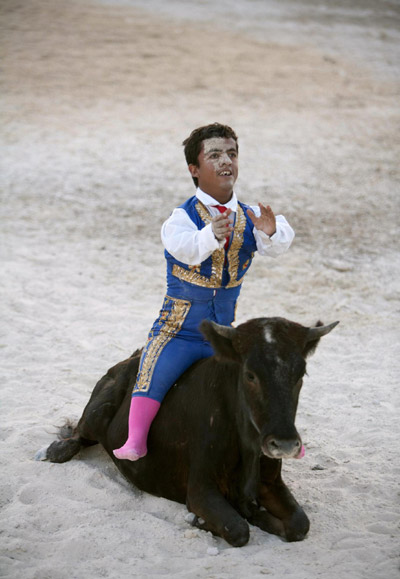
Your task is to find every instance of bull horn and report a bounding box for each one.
[306,321,339,342]
[209,320,236,340]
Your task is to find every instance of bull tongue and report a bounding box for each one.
[295,445,305,459]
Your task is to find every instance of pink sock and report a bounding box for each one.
[113,397,160,461]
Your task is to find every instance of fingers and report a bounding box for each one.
[248,204,274,223]
[213,225,233,240]
[212,214,231,226]
[212,214,233,241]
[212,209,233,229]
[258,203,276,236]
[259,203,275,218]
[213,227,231,241]
[248,203,277,236]
[214,207,232,219]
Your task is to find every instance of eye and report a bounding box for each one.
[245,371,256,382]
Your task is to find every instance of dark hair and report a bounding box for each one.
[182,123,238,187]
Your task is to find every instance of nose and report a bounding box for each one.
[262,435,302,459]
[220,152,232,165]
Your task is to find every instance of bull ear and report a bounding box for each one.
[199,320,239,361]
[303,321,339,357]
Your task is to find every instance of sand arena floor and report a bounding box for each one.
[1,1,399,577]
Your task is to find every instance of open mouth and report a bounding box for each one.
[219,170,232,176]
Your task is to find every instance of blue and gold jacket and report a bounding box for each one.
[165,196,257,303]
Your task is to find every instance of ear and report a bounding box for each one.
[188,164,199,179]
[303,320,339,358]
[199,320,239,362]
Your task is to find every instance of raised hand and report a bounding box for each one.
[212,208,234,241]
[247,203,276,237]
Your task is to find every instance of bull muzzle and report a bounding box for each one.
[262,434,304,459]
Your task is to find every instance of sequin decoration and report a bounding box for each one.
[171,201,247,288]
[133,296,191,393]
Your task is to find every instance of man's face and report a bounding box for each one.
[188,137,239,203]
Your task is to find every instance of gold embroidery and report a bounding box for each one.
[171,201,247,288]
[134,296,191,393]
[172,264,221,287]
[195,200,213,225]
[225,205,247,288]
[196,202,226,286]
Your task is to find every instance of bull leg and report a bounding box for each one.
[35,421,97,463]
[36,354,142,463]
[35,371,118,464]
[187,480,250,547]
[237,450,261,518]
[257,481,309,542]
[246,503,286,538]
[252,457,309,542]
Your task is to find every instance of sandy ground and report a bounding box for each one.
[1,0,400,577]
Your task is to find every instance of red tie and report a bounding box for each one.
[213,205,230,250]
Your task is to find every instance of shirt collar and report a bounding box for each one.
[196,188,238,212]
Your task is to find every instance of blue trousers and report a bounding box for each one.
[132,291,237,402]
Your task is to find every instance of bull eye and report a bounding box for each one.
[245,371,256,382]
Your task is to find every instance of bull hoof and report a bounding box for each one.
[45,439,81,463]
[34,446,49,461]
[284,508,310,542]
[286,531,307,542]
[191,515,249,547]
[223,520,250,547]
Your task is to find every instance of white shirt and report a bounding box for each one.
[161,188,295,266]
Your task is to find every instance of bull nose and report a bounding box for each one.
[263,436,302,459]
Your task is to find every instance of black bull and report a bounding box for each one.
[37,316,338,547]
